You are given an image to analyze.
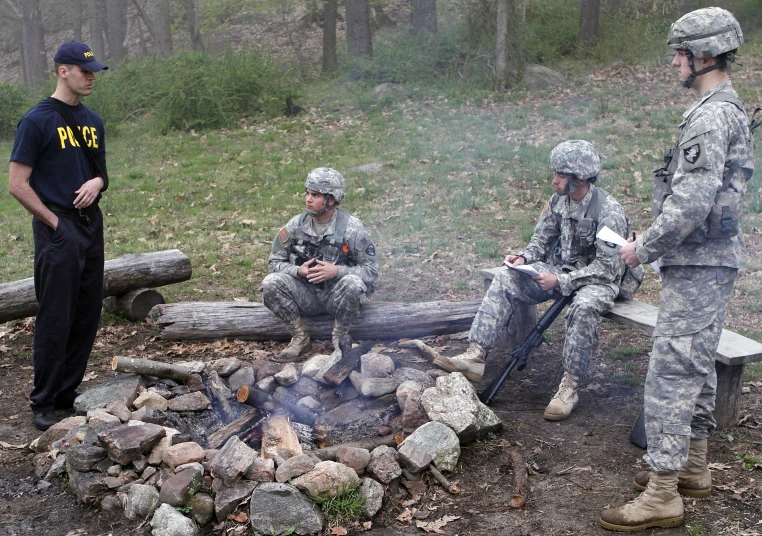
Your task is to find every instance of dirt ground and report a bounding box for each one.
[1,305,761,536]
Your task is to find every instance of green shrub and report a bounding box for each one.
[0,83,34,139]
[319,487,365,526]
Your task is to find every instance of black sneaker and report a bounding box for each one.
[33,409,59,431]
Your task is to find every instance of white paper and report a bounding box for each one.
[503,263,540,276]
[650,260,661,274]
[596,225,628,247]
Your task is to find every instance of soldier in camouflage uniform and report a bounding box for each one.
[262,168,379,362]
[434,140,629,421]
[601,7,754,532]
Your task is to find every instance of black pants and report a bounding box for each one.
[30,207,104,411]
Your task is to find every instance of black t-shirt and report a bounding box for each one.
[10,98,107,207]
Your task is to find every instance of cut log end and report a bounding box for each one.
[111,356,119,371]
[236,385,250,403]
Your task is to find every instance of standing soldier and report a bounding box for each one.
[604,7,754,532]
[435,140,633,421]
[8,41,109,431]
[262,168,379,362]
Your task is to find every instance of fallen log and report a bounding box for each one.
[312,434,400,461]
[429,463,459,495]
[0,249,191,323]
[237,385,317,425]
[104,288,166,321]
[207,409,265,450]
[508,449,527,508]
[111,356,192,382]
[150,300,481,341]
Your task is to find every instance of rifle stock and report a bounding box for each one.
[479,293,575,405]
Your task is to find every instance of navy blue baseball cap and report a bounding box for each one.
[53,41,108,72]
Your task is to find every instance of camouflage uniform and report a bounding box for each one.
[262,209,379,327]
[471,184,628,378]
[635,81,753,473]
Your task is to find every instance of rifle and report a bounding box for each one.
[479,292,575,405]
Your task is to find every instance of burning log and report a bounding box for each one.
[103,288,165,321]
[508,449,527,508]
[0,249,191,323]
[236,385,317,425]
[111,356,192,382]
[312,434,400,461]
[149,300,481,341]
[428,463,459,495]
[207,409,266,450]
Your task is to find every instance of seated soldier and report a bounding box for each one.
[261,168,379,362]
[434,140,630,421]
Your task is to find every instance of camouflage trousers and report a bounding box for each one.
[643,265,737,474]
[470,264,617,378]
[261,272,367,327]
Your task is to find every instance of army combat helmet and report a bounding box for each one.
[668,7,743,88]
[548,140,601,195]
[305,167,345,216]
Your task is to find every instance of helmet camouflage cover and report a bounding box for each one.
[668,7,743,58]
[548,140,601,181]
[305,167,345,203]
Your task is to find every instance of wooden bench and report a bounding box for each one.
[480,267,762,429]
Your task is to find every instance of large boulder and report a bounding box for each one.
[249,482,323,536]
[520,64,568,90]
[398,421,460,472]
[150,503,198,536]
[98,423,166,465]
[74,374,144,414]
[290,460,360,501]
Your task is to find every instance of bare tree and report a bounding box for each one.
[495,0,510,89]
[21,0,47,87]
[579,0,601,48]
[153,0,172,55]
[322,0,338,73]
[70,0,83,41]
[181,0,204,51]
[106,0,127,63]
[411,0,437,35]
[89,0,105,60]
[346,0,372,58]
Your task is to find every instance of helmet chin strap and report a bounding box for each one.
[682,50,724,88]
[305,196,335,217]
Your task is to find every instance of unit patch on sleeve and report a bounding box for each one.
[683,144,701,164]
[365,244,376,256]
[278,228,289,244]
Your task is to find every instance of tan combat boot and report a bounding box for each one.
[432,343,486,383]
[275,318,312,362]
[543,372,580,421]
[632,438,711,498]
[600,472,683,531]
[332,321,350,351]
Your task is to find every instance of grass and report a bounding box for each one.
[319,487,365,526]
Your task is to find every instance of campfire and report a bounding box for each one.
[31,338,515,534]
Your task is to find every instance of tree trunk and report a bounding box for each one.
[346,0,372,58]
[150,300,481,341]
[411,0,437,35]
[0,249,192,323]
[106,0,127,63]
[71,0,83,41]
[153,0,172,56]
[181,0,203,51]
[89,0,105,60]
[495,0,509,89]
[21,0,47,87]
[579,0,601,48]
[322,0,338,73]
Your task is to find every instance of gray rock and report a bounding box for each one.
[335,446,371,477]
[187,492,215,526]
[301,353,336,382]
[209,436,257,486]
[99,423,167,465]
[291,377,321,398]
[104,475,124,489]
[74,374,144,414]
[297,396,321,411]
[214,480,257,522]
[249,482,323,536]
[65,445,107,472]
[256,361,282,382]
[68,467,108,504]
[166,392,211,412]
[360,352,395,378]
[274,364,299,386]
[275,453,319,483]
[358,477,384,518]
[397,439,433,474]
[150,503,198,536]
[147,427,181,465]
[163,442,205,471]
[366,445,402,484]
[227,366,256,393]
[133,459,148,472]
[100,493,123,511]
[159,466,204,507]
[402,390,430,434]
[124,483,161,520]
[520,64,568,90]
[131,406,169,425]
[107,464,122,477]
[87,409,122,425]
[133,391,169,412]
[209,358,241,377]
[291,460,360,501]
[105,400,133,422]
[36,416,87,453]
[351,372,400,398]
[421,373,502,444]
[244,457,275,482]
[393,368,435,389]
[400,421,460,472]
[255,376,277,394]
[373,83,404,100]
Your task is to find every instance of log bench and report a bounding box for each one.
[480,266,762,429]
